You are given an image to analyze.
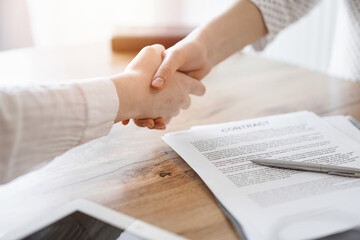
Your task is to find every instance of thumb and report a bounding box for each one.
[152,49,185,90]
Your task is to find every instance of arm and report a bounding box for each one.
[0,44,205,184]
[0,79,118,184]
[152,0,267,87]
[132,0,266,129]
[153,0,320,85]
[139,0,320,130]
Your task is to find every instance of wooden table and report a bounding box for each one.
[0,43,359,240]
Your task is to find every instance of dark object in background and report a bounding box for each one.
[315,227,360,240]
[111,26,193,52]
[23,211,124,240]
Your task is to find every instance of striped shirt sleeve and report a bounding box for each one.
[0,78,118,184]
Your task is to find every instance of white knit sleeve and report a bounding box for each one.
[250,0,320,50]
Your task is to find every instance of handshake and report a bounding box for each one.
[111,40,211,130]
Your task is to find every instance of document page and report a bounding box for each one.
[163,111,360,240]
[323,116,360,143]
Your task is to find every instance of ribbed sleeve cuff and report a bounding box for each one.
[76,78,119,143]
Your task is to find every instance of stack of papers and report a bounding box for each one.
[163,111,360,240]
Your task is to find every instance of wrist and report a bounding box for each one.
[192,0,267,67]
[110,72,140,123]
[199,28,217,68]
[190,22,224,69]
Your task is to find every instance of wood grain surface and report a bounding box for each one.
[0,42,359,240]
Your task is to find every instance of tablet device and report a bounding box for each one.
[2,199,187,240]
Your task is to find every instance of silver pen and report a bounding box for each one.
[251,159,360,178]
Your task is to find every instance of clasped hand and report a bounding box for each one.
[131,30,214,129]
[110,44,206,129]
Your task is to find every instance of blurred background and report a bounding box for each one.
[0,0,340,76]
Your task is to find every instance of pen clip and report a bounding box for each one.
[328,171,360,178]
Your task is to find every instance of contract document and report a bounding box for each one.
[163,111,360,240]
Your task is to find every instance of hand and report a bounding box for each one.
[132,31,214,130]
[148,0,267,90]
[133,0,267,129]
[151,31,214,89]
[110,44,206,127]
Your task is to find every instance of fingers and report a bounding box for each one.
[190,81,206,96]
[187,68,211,81]
[126,44,165,72]
[181,96,191,110]
[152,49,186,90]
[121,119,130,125]
[153,118,166,130]
[181,74,206,96]
[135,118,166,130]
[133,118,166,130]
[134,118,155,128]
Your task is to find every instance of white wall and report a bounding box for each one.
[0,0,33,50]
[26,0,234,48]
[2,0,339,78]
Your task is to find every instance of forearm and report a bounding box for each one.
[196,0,267,66]
[0,79,118,183]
